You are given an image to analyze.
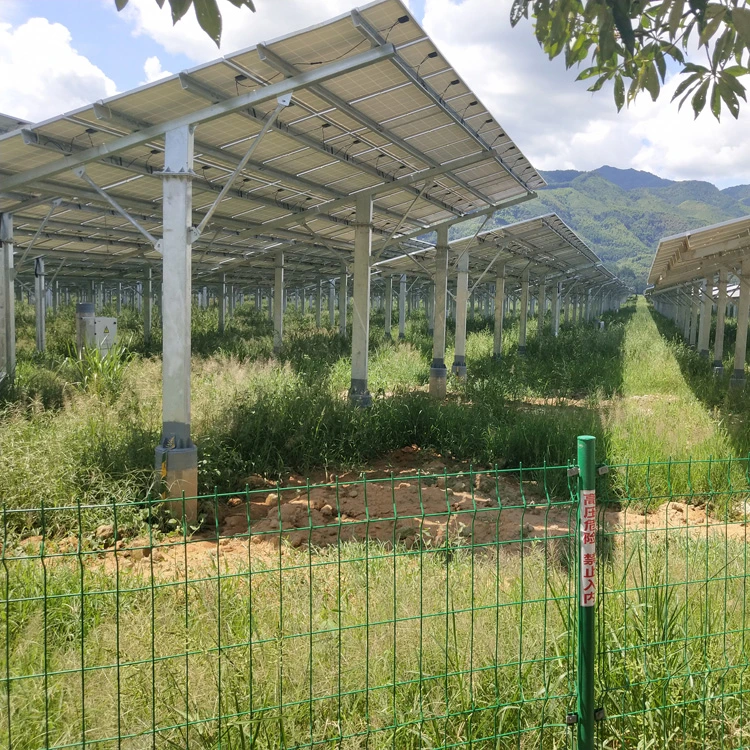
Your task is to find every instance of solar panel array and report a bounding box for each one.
[0,0,549,292]
[375,214,628,297]
[648,215,750,290]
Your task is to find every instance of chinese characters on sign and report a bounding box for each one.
[580,489,596,607]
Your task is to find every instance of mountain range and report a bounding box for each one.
[486,165,750,291]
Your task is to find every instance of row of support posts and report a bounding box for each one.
[0,114,624,520]
[429,227,449,398]
[652,265,748,385]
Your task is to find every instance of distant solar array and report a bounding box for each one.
[375,214,623,295]
[648,215,750,289]
[647,214,750,385]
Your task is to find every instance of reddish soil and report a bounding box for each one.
[14,447,750,575]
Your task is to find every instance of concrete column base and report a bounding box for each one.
[699,350,709,358]
[385,332,392,341]
[730,369,746,387]
[398,333,405,341]
[349,378,372,407]
[155,444,198,524]
[492,353,502,362]
[713,363,724,376]
[451,356,466,378]
[429,361,447,399]
[518,345,526,356]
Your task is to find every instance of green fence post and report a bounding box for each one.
[577,435,596,750]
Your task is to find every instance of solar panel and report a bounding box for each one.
[649,215,750,289]
[0,0,547,289]
[374,214,627,296]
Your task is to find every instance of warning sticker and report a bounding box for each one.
[580,489,596,607]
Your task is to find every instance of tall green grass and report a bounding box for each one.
[604,298,750,499]
[4,295,750,531]
[2,300,610,530]
[3,529,748,749]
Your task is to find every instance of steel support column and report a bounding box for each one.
[398,274,406,340]
[731,261,750,386]
[452,251,469,378]
[144,267,153,346]
[34,257,45,352]
[537,277,546,348]
[714,269,728,373]
[519,269,529,355]
[339,269,348,338]
[349,194,372,407]
[154,124,197,522]
[427,282,435,336]
[552,281,561,337]
[219,274,227,334]
[429,226,449,398]
[0,214,15,377]
[384,274,393,340]
[697,278,711,357]
[329,279,335,328]
[681,295,691,341]
[689,283,700,348]
[493,265,505,360]
[273,250,284,352]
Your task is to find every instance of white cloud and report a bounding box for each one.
[0,16,116,123]
[422,0,750,188]
[142,55,172,84]
[118,0,393,62]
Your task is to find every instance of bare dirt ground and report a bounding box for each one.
[89,446,748,575]
[16,447,748,575]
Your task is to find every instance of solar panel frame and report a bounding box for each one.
[1,0,561,293]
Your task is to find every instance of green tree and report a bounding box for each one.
[511,0,750,119]
[115,0,255,46]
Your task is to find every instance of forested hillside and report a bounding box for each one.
[462,166,750,292]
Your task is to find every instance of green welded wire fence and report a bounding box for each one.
[2,449,750,749]
[596,455,750,749]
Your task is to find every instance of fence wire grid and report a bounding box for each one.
[2,454,750,749]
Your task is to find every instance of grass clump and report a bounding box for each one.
[64,341,135,398]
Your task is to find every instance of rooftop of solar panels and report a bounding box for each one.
[648,214,750,289]
[373,214,626,291]
[0,0,545,287]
